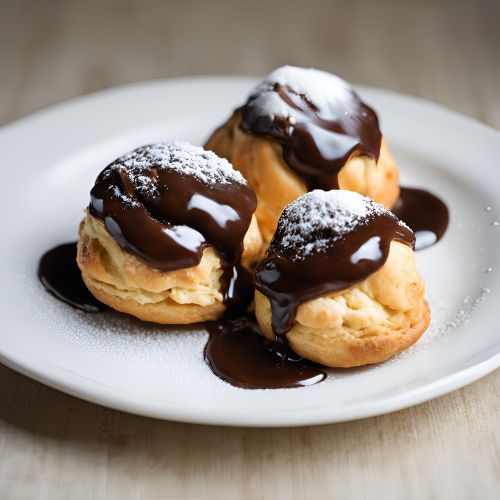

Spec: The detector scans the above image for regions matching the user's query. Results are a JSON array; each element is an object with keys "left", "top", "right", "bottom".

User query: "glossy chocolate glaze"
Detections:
[
  {"left": 392, "top": 187, "right": 449, "bottom": 250},
  {"left": 89, "top": 144, "right": 257, "bottom": 308},
  {"left": 39, "top": 242, "right": 107, "bottom": 312},
  {"left": 254, "top": 194, "right": 415, "bottom": 360},
  {"left": 204, "top": 313, "right": 327, "bottom": 389},
  {"left": 240, "top": 83, "right": 381, "bottom": 191}
]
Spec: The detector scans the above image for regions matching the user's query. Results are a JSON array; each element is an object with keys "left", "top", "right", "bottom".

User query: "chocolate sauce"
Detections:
[
  {"left": 254, "top": 194, "right": 415, "bottom": 360},
  {"left": 204, "top": 314, "right": 327, "bottom": 389},
  {"left": 219, "top": 261, "right": 255, "bottom": 311},
  {"left": 240, "top": 83, "right": 381, "bottom": 191},
  {"left": 38, "top": 242, "right": 107, "bottom": 312},
  {"left": 89, "top": 144, "right": 257, "bottom": 308},
  {"left": 392, "top": 187, "right": 449, "bottom": 250}
]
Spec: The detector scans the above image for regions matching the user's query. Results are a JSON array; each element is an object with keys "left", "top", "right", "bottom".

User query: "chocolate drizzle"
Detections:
[
  {"left": 204, "top": 313, "right": 327, "bottom": 389},
  {"left": 39, "top": 242, "right": 107, "bottom": 312},
  {"left": 240, "top": 67, "right": 381, "bottom": 191},
  {"left": 254, "top": 191, "right": 415, "bottom": 360},
  {"left": 392, "top": 187, "right": 449, "bottom": 250},
  {"left": 88, "top": 143, "right": 257, "bottom": 307}
]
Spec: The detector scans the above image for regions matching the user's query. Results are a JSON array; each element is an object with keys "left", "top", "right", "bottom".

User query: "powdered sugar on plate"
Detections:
[
  {"left": 19, "top": 270, "right": 233, "bottom": 389},
  {"left": 276, "top": 190, "right": 410, "bottom": 259},
  {"left": 247, "top": 65, "right": 354, "bottom": 120}
]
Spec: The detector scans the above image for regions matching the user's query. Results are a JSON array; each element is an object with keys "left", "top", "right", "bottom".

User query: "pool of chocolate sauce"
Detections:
[
  {"left": 392, "top": 187, "right": 449, "bottom": 250},
  {"left": 38, "top": 242, "right": 107, "bottom": 312},
  {"left": 204, "top": 314, "right": 326, "bottom": 389}
]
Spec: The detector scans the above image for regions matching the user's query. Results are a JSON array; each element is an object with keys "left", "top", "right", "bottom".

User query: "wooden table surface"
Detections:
[{"left": 1, "top": 0, "right": 499, "bottom": 498}]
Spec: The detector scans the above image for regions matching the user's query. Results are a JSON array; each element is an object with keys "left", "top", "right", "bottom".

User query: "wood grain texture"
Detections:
[{"left": 0, "top": 0, "right": 499, "bottom": 498}]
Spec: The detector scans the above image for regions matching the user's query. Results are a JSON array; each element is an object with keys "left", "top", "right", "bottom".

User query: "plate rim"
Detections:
[{"left": 1, "top": 343, "right": 500, "bottom": 427}]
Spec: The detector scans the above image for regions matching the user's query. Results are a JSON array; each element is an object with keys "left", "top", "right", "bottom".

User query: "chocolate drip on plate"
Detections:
[
  {"left": 392, "top": 187, "right": 449, "bottom": 250},
  {"left": 204, "top": 313, "right": 327, "bottom": 389},
  {"left": 240, "top": 83, "right": 381, "bottom": 191},
  {"left": 39, "top": 242, "right": 107, "bottom": 312}
]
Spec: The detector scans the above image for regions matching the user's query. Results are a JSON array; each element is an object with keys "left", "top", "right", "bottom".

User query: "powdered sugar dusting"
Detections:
[
  {"left": 276, "top": 190, "right": 410, "bottom": 259},
  {"left": 248, "top": 65, "right": 354, "bottom": 120},
  {"left": 106, "top": 142, "right": 246, "bottom": 200}
]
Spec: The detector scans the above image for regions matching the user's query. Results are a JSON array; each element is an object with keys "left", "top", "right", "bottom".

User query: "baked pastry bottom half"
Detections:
[
  {"left": 82, "top": 274, "right": 225, "bottom": 324},
  {"left": 77, "top": 213, "right": 262, "bottom": 324}
]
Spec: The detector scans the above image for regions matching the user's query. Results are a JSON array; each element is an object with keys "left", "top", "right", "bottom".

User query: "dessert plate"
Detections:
[{"left": 0, "top": 76, "right": 499, "bottom": 427}]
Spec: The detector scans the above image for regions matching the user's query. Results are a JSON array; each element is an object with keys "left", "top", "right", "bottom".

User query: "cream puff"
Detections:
[
  {"left": 253, "top": 190, "right": 429, "bottom": 368},
  {"left": 205, "top": 65, "right": 400, "bottom": 243},
  {"left": 77, "top": 142, "right": 262, "bottom": 324}
]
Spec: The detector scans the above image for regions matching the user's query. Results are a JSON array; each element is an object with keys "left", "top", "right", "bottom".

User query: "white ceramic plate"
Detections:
[{"left": 1, "top": 77, "right": 499, "bottom": 427}]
